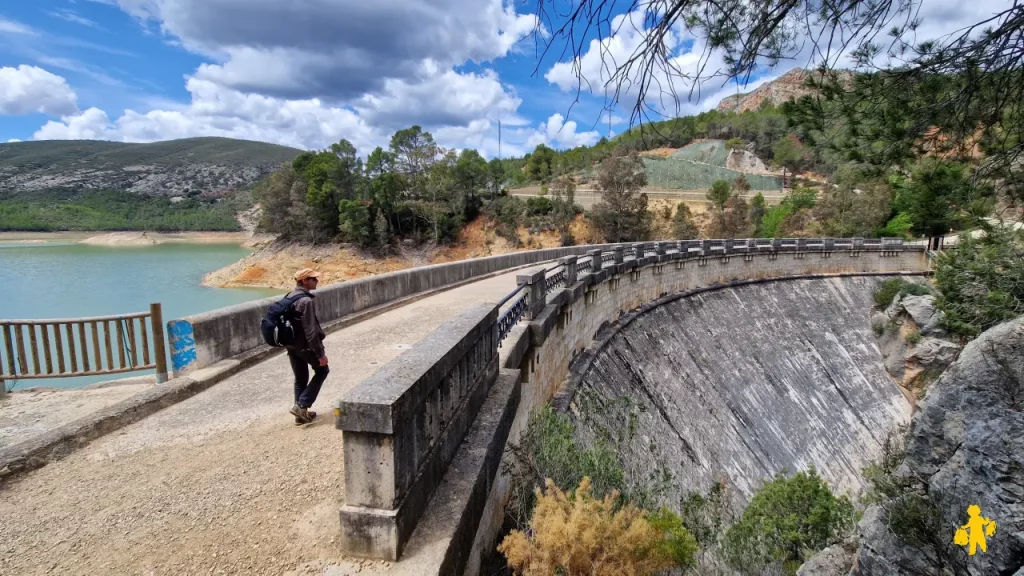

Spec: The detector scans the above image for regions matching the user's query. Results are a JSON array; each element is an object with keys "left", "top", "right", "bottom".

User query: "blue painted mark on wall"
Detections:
[{"left": 167, "top": 320, "right": 197, "bottom": 373}]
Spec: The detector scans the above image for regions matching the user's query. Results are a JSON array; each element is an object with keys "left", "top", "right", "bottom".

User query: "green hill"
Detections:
[
  {"left": 0, "top": 137, "right": 303, "bottom": 198},
  {"left": 0, "top": 137, "right": 304, "bottom": 232}
]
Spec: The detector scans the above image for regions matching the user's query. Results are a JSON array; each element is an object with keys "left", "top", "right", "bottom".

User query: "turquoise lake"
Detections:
[{"left": 0, "top": 241, "right": 279, "bottom": 390}]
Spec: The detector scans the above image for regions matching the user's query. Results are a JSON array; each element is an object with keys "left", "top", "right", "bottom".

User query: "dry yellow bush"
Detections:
[{"left": 498, "top": 477, "right": 679, "bottom": 576}]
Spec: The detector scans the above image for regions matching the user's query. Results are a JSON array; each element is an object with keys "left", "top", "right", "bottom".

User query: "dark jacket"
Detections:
[{"left": 285, "top": 288, "right": 325, "bottom": 358}]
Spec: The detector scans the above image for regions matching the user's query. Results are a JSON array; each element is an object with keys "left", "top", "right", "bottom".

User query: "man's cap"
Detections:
[{"left": 294, "top": 268, "right": 321, "bottom": 282}]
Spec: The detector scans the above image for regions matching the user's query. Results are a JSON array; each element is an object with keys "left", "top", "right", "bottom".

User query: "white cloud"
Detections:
[
  {"left": 34, "top": 78, "right": 384, "bottom": 152},
  {"left": 526, "top": 113, "right": 601, "bottom": 149},
  {"left": 7, "top": 138, "right": 22, "bottom": 143},
  {"left": 0, "top": 17, "right": 37, "bottom": 36},
  {"left": 0, "top": 65, "right": 79, "bottom": 116},
  {"left": 353, "top": 62, "right": 526, "bottom": 130},
  {"left": 48, "top": 9, "right": 106, "bottom": 30}
]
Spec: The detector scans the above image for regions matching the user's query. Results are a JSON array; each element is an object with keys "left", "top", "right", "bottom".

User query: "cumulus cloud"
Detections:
[
  {"left": 353, "top": 62, "right": 526, "bottom": 130},
  {"left": 525, "top": 113, "right": 601, "bottom": 149},
  {"left": 7, "top": 138, "right": 22, "bottom": 143},
  {"left": 0, "top": 65, "right": 79, "bottom": 116},
  {"left": 34, "top": 78, "right": 384, "bottom": 152},
  {"left": 109, "top": 0, "right": 539, "bottom": 101}
]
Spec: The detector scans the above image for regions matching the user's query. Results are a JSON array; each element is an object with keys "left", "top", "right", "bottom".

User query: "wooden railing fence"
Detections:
[{"left": 1, "top": 303, "right": 168, "bottom": 393}]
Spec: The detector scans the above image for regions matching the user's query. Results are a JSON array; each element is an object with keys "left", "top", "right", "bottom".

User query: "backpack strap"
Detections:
[{"left": 281, "top": 290, "right": 312, "bottom": 316}]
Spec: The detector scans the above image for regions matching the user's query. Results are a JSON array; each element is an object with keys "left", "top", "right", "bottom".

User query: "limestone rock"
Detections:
[
  {"left": 899, "top": 294, "right": 946, "bottom": 336},
  {"left": 853, "top": 315, "right": 1024, "bottom": 575},
  {"left": 905, "top": 337, "right": 959, "bottom": 373},
  {"left": 876, "top": 292, "right": 960, "bottom": 388},
  {"left": 797, "top": 536, "right": 859, "bottom": 576}
]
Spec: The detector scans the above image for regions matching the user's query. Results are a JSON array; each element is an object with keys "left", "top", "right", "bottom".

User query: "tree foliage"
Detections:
[
  {"left": 935, "top": 225, "right": 1024, "bottom": 338},
  {"left": 498, "top": 477, "right": 697, "bottom": 576},
  {"left": 721, "top": 467, "right": 855, "bottom": 575},
  {"left": 591, "top": 154, "right": 652, "bottom": 242}
]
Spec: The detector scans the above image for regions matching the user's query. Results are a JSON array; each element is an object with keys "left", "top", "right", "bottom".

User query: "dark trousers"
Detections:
[{"left": 287, "top": 349, "right": 329, "bottom": 409}]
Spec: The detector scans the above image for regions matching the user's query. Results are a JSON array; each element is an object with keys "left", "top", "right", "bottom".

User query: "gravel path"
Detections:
[{"left": 0, "top": 266, "right": 538, "bottom": 575}]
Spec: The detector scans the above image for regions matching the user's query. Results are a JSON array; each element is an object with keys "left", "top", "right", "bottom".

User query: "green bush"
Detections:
[
  {"left": 905, "top": 328, "right": 922, "bottom": 346},
  {"left": 721, "top": 467, "right": 855, "bottom": 575},
  {"left": 873, "top": 278, "right": 931, "bottom": 308},
  {"left": 935, "top": 226, "right": 1024, "bottom": 338},
  {"left": 872, "top": 320, "right": 886, "bottom": 337},
  {"left": 502, "top": 405, "right": 625, "bottom": 530},
  {"left": 525, "top": 196, "right": 553, "bottom": 215}
]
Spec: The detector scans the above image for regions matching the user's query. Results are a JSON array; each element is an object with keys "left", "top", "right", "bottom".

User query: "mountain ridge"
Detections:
[{"left": 0, "top": 137, "right": 303, "bottom": 198}]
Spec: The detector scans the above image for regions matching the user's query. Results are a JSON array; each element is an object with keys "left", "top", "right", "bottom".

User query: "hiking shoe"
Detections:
[{"left": 290, "top": 405, "right": 313, "bottom": 425}]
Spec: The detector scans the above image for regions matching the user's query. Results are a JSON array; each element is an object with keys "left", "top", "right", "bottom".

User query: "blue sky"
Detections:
[{"left": 0, "top": 0, "right": 1000, "bottom": 158}]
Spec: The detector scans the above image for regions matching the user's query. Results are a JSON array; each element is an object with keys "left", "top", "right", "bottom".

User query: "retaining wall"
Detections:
[
  {"left": 166, "top": 244, "right": 621, "bottom": 376},
  {"left": 333, "top": 238, "right": 931, "bottom": 575}
]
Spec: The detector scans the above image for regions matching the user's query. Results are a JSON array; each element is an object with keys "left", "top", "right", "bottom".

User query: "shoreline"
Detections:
[{"left": 0, "top": 230, "right": 273, "bottom": 247}]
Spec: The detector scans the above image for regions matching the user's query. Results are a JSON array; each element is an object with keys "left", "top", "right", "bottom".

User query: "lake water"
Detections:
[{"left": 0, "top": 241, "right": 279, "bottom": 390}]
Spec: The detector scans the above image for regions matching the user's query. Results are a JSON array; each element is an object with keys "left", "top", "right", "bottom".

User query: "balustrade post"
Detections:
[
  {"left": 612, "top": 245, "right": 624, "bottom": 264},
  {"left": 561, "top": 255, "right": 578, "bottom": 285},
  {"left": 150, "top": 303, "right": 169, "bottom": 383},
  {"left": 515, "top": 269, "right": 547, "bottom": 321},
  {"left": 724, "top": 239, "right": 734, "bottom": 254},
  {"left": 586, "top": 249, "right": 603, "bottom": 273}
]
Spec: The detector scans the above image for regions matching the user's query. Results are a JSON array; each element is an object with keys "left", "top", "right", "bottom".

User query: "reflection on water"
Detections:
[{"left": 0, "top": 241, "right": 278, "bottom": 389}]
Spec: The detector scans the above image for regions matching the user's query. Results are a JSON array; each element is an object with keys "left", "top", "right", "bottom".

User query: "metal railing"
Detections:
[{"left": 1, "top": 303, "right": 169, "bottom": 389}]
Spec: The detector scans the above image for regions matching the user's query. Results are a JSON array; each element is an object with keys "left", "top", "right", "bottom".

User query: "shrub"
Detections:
[
  {"left": 525, "top": 196, "right": 553, "bottom": 215},
  {"left": 502, "top": 405, "right": 625, "bottom": 530},
  {"left": 721, "top": 467, "right": 854, "bottom": 575},
  {"left": 935, "top": 225, "right": 1024, "bottom": 338},
  {"left": 498, "top": 477, "right": 698, "bottom": 576},
  {"left": 873, "top": 278, "right": 931, "bottom": 308},
  {"left": 872, "top": 320, "right": 886, "bottom": 337},
  {"left": 905, "top": 328, "right": 922, "bottom": 346}
]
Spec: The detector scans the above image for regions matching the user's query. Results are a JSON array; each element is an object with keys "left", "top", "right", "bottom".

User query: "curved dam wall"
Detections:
[
  {"left": 563, "top": 276, "right": 915, "bottom": 510},
  {"left": 335, "top": 239, "right": 930, "bottom": 575}
]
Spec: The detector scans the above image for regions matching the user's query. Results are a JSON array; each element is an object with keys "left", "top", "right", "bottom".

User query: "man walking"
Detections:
[{"left": 286, "top": 268, "right": 329, "bottom": 425}]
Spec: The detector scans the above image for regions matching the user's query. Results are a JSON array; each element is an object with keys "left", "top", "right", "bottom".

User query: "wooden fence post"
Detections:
[{"left": 150, "top": 303, "right": 169, "bottom": 383}]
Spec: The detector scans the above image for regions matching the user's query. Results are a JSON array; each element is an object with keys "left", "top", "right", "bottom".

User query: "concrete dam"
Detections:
[{"left": 561, "top": 276, "right": 916, "bottom": 512}]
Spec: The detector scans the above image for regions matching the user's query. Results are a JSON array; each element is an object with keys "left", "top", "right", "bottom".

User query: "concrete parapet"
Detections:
[
  {"left": 167, "top": 243, "right": 625, "bottom": 377},
  {"left": 335, "top": 303, "right": 499, "bottom": 560}
]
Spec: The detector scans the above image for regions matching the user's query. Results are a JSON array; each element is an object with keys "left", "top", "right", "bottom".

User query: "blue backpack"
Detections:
[{"left": 260, "top": 290, "right": 310, "bottom": 347}]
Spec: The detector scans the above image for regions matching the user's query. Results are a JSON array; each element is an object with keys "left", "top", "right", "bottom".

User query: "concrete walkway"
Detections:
[{"left": 0, "top": 264, "right": 542, "bottom": 576}]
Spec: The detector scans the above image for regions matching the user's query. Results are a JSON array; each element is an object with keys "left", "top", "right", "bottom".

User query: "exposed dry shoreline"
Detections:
[
  {"left": 0, "top": 230, "right": 269, "bottom": 246},
  {"left": 201, "top": 216, "right": 606, "bottom": 290}
]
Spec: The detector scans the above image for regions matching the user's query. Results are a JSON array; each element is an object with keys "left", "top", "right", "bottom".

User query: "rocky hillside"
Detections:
[
  {"left": 0, "top": 137, "right": 302, "bottom": 198},
  {"left": 716, "top": 68, "right": 854, "bottom": 113}
]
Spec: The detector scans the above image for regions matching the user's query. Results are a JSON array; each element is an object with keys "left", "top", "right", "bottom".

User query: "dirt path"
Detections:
[
  {"left": 0, "top": 265, "right": 541, "bottom": 576},
  {"left": 0, "top": 379, "right": 155, "bottom": 448}
]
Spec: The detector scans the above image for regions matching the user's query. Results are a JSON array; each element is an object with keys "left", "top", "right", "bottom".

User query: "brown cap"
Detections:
[{"left": 294, "top": 268, "right": 321, "bottom": 282}]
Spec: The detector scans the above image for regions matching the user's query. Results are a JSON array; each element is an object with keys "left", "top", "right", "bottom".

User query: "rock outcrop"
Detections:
[
  {"left": 716, "top": 68, "right": 855, "bottom": 113},
  {"left": 875, "top": 291, "right": 961, "bottom": 391},
  {"left": 853, "top": 314, "right": 1024, "bottom": 575}
]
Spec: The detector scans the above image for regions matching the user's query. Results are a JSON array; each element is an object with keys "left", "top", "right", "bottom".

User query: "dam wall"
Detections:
[
  {"left": 333, "top": 238, "right": 931, "bottom": 575},
  {"left": 562, "top": 277, "right": 915, "bottom": 515}
]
